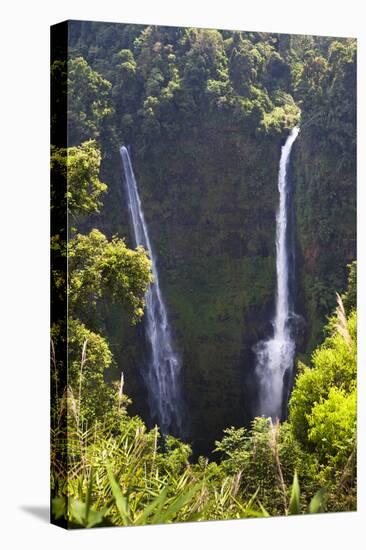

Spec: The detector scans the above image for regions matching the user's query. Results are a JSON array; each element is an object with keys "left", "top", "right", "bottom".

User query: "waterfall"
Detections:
[
  {"left": 120, "top": 146, "right": 184, "bottom": 436},
  {"left": 254, "top": 127, "right": 300, "bottom": 420}
]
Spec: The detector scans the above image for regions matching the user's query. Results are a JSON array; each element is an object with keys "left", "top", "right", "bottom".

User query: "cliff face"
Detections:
[
  {"left": 293, "top": 129, "right": 356, "bottom": 352},
  {"left": 138, "top": 124, "right": 283, "bottom": 450},
  {"left": 96, "top": 121, "right": 355, "bottom": 456},
  {"left": 97, "top": 121, "right": 284, "bottom": 455}
]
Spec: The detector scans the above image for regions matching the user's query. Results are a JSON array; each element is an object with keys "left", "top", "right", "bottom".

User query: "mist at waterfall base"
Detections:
[
  {"left": 120, "top": 146, "right": 184, "bottom": 437},
  {"left": 254, "top": 127, "right": 300, "bottom": 421}
]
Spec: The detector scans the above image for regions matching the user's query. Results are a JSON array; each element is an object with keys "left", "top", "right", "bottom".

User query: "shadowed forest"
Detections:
[{"left": 51, "top": 21, "right": 356, "bottom": 528}]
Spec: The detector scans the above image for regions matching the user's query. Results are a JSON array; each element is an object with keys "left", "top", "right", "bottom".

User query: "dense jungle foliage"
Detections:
[{"left": 51, "top": 21, "right": 356, "bottom": 527}]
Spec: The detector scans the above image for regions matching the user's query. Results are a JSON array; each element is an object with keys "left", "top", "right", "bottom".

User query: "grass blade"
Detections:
[
  {"left": 288, "top": 471, "right": 301, "bottom": 515},
  {"left": 106, "top": 463, "right": 130, "bottom": 526},
  {"left": 84, "top": 467, "right": 93, "bottom": 525},
  {"left": 309, "top": 488, "right": 327, "bottom": 514},
  {"left": 135, "top": 487, "right": 169, "bottom": 525},
  {"left": 157, "top": 482, "right": 202, "bottom": 524}
]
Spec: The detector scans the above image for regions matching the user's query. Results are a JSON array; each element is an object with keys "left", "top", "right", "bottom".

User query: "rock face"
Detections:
[
  {"left": 292, "top": 128, "right": 356, "bottom": 353},
  {"left": 135, "top": 126, "right": 281, "bottom": 454},
  {"left": 95, "top": 117, "right": 355, "bottom": 456},
  {"left": 96, "top": 122, "right": 283, "bottom": 455}
]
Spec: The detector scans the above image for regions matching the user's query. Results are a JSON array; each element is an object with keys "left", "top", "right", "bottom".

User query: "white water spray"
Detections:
[
  {"left": 120, "top": 146, "right": 183, "bottom": 436},
  {"left": 255, "top": 127, "right": 300, "bottom": 420}
]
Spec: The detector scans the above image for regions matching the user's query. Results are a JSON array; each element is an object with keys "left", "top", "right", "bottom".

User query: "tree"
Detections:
[
  {"left": 51, "top": 125, "right": 153, "bottom": 433},
  {"left": 342, "top": 261, "right": 356, "bottom": 314},
  {"left": 263, "top": 51, "right": 291, "bottom": 92},
  {"left": 228, "top": 39, "right": 264, "bottom": 95},
  {"left": 112, "top": 48, "right": 141, "bottom": 134},
  {"left": 68, "top": 229, "right": 152, "bottom": 323},
  {"left": 288, "top": 287, "right": 356, "bottom": 511},
  {"left": 66, "top": 318, "right": 115, "bottom": 425},
  {"left": 214, "top": 417, "right": 317, "bottom": 515},
  {"left": 307, "top": 386, "right": 356, "bottom": 467},
  {"left": 182, "top": 29, "right": 228, "bottom": 105},
  {"left": 289, "top": 306, "right": 356, "bottom": 447},
  {"left": 260, "top": 92, "right": 300, "bottom": 134},
  {"left": 51, "top": 140, "right": 107, "bottom": 217},
  {"left": 326, "top": 40, "right": 356, "bottom": 148},
  {"left": 294, "top": 52, "right": 328, "bottom": 120},
  {"left": 68, "top": 57, "right": 113, "bottom": 144}
]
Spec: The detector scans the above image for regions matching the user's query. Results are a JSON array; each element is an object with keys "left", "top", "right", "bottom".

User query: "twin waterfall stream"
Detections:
[
  {"left": 120, "top": 147, "right": 184, "bottom": 436},
  {"left": 120, "top": 128, "right": 299, "bottom": 435},
  {"left": 254, "top": 127, "right": 300, "bottom": 420}
]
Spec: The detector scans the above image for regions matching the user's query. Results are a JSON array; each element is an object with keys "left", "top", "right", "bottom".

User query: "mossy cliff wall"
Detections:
[
  {"left": 293, "top": 127, "right": 356, "bottom": 353},
  {"left": 95, "top": 121, "right": 355, "bottom": 456},
  {"left": 97, "top": 123, "right": 286, "bottom": 455}
]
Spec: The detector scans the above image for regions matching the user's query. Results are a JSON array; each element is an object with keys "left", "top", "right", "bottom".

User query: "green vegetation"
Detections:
[
  {"left": 51, "top": 140, "right": 107, "bottom": 216},
  {"left": 51, "top": 22, "right": 356, "bottom": 527},
  {"left": 68, "top": 229, "right": 152, "bottom": 322},
  {"left": 51, "top": 136, "right": 152, "bottom": 453},
  {"left": 58, "top": 24, "right": 356, "bottom": 444},
  {"left": 51, "top": 283, "right": 356, "bottom": 525},
  {"left": 51, "top": 144, "right": 357, "bottom": 525},
  {"left": 68, "top": 57, "right": 114, "bottom": 145}
]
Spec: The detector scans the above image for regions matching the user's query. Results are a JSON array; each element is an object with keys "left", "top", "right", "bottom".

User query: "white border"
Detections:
[{"left": 1, "top": 1, "right": 364, "bottom": 548}]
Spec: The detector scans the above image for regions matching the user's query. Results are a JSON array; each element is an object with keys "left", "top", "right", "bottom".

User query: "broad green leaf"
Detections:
[
  {"left": 106, "top": 464, "right": 130, "bottom": 525},
  {"left": 157, "top": 482, "right": 203, "bottom": 523},
  {"left": 135, "top": 487, "right": 169, "bottom": 525},
  {"left": 309, "top": 488, "right": 327, "bottom": 514},
  {"left": 288, "top": 471, "right": 301, "bottom": 515},
  {"left": 51, "top": 496, "right": 66, "bottom": 520},
  {"left": 69, "top": 498, "right": 106, "bottom": 528},
  {"left": 258, "top": 502, "right": 270, "bottom": 517}
]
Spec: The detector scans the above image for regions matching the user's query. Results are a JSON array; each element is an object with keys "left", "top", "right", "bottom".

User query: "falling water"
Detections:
[
  {"left": 254, "top": 127, "right": 300, "bottom": 420},
  {"left": 120, "top": 146, "right": 184, "bottom": 436}
]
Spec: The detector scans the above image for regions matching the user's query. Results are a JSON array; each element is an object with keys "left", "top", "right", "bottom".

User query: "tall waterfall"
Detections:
[
  {"left": 120, "top": 146, "right": 183, "bottom": 436},
  {"left": 254, "top": 127, "right": 300, "bottom": 420}
]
